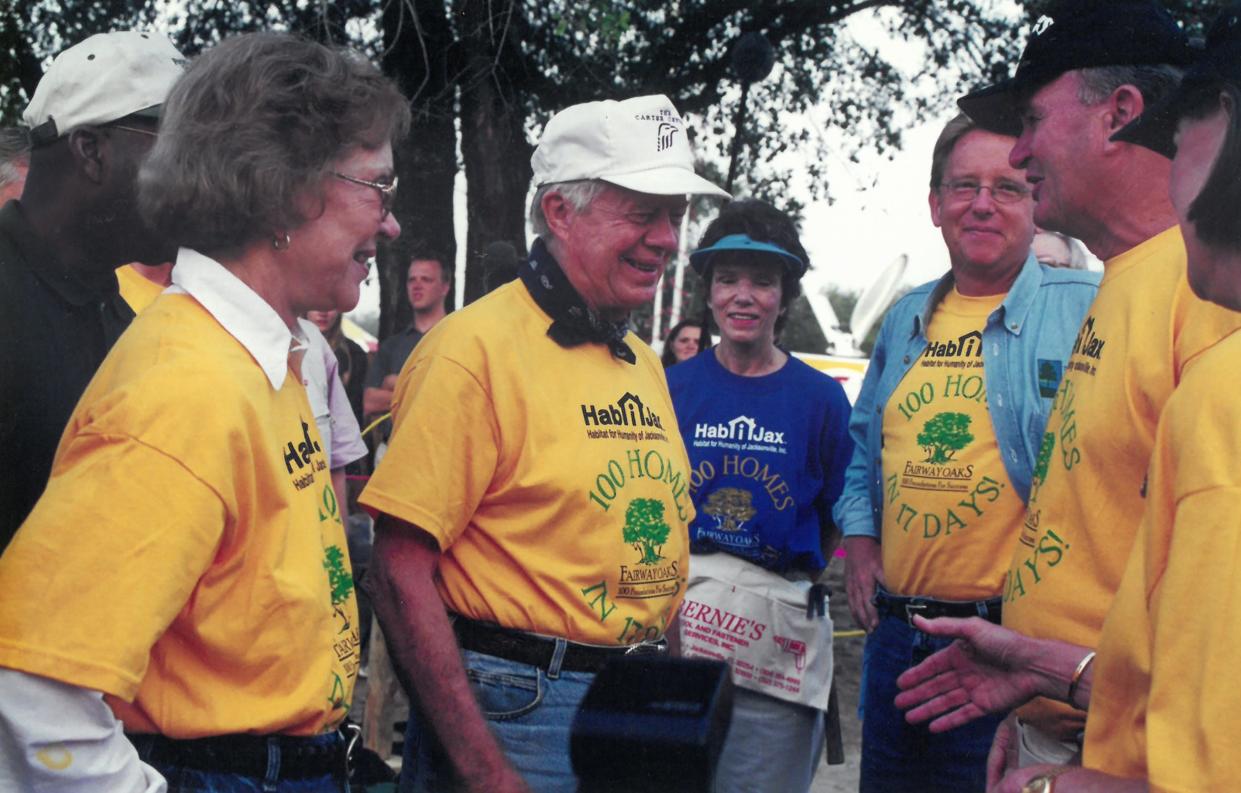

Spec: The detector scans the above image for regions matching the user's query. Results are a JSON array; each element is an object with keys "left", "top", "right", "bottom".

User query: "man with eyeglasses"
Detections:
[
  {"left": 0, "top": 31, "right": 185, "bottom": 552},
  {"left": 834, "top": 112, "right": 1098, "bottom": 792}
]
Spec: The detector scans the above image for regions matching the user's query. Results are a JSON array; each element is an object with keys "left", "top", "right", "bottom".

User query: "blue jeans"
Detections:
[
  {"left": 400, "top": 646, "right": 595, "bottom": 793},
  {"left": 859, "top": 615, "right": 1003, "bottom": 793},
  {"left": 131, "top": 733, "right": 346, "bottom": 793}
]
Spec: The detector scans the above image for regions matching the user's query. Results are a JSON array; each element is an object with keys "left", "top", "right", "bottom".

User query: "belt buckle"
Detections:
[
  {"left": 623, "top": 639, "right": 667, "bottom": 657},
  {"left": 342, "top": 722, "right": 361, "bottom": 782},
  {"left": 904, "top": 601, "right": 928, "bottom": 626}
]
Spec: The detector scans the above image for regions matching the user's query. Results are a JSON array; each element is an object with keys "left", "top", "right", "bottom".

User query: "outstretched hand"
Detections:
[{"left": 894, "top": 616, "right": 1043, "bottom": 733}]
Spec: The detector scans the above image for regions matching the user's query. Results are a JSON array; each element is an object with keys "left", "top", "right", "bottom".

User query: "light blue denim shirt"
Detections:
[{"left": 834, "top": 255, "right": 1099, "bottom": 539}]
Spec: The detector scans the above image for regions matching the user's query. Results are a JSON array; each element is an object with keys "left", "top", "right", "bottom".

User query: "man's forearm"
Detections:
[
  {"left": 362, "top": 387, "right": 393, "bottom": 418},
  {"left": 367, "top": 516, "right": 524, "bottom": 792}
]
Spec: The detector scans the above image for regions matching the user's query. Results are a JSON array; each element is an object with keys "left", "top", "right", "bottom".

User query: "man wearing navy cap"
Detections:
[
  {"left": 955, "top": 0, "right": 1241, "bottom": 771},
  {"left": 835, "top": 112, "right": 1098, "bottom": 792},
  {"left": 0, "top": 31, "right": 185, "bottom": 550}
]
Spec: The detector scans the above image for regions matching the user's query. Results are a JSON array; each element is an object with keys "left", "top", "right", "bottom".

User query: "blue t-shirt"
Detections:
[{"left": 667, "top": 351, "right": 854, "bottom": 574}]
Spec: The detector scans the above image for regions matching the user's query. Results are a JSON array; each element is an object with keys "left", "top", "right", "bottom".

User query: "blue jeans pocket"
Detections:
[{"left": 463, "top": 651, "right": 546, "bottom": 721}]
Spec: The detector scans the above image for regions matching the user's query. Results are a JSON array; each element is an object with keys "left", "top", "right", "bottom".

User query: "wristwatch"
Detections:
[{"left": 1021, "top": 772, "right": 1064, "bottom": 793}]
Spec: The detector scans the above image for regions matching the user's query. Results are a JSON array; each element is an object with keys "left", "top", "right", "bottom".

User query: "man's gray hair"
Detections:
[
  {"left": 929, "top": 113, "right": 980, "bottom": 190},
  {"left": 0, "top": 126, "right": 30, "bottom": 191},
  {"left": 1075, "top": 64, "right": 1184, "bottom": 108},
  {"left": 529, "top": 179, "right": 608, "bottom": 240}
]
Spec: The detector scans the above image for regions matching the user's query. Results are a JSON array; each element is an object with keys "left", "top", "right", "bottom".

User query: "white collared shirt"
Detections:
[{"left": 168, "top": 248, "right": 307, "bottom": 389}]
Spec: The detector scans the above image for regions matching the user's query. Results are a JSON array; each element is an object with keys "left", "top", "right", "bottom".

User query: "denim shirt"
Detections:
[{"left": 834, "top": 255, "right": 1099, "bottom": 539}]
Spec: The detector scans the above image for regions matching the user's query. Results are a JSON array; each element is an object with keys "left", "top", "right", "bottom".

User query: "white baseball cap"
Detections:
[
  {"left": 531, "top": 94, "right": 730, "bottom": 199},
  {"left": 24, "top": 31, "right": 186, "bottom": 145}
]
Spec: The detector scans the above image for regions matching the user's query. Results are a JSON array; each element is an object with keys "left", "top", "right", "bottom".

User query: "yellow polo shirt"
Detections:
[
  {"left": 0, "top": 250, "right": 359, "bottom": 737},
  {"left": 362, "top": 280, "right": 693, "bottom": 646},
  {"left": 1003, "top": 227, "right": 1241, "bottom": 737},
  {"left": 116, "top": 264, "right": 166, "bottom": 313},
  {"left": 1084, "top": 330, "right": 1241, "bottom": 791},
  {"left": 881, "top": 289, "right": 1026, "bottom": 600}
]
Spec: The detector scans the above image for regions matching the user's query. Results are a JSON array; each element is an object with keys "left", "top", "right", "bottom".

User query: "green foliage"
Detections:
[
  {"left": 781, "top": 295, "right": 830, "bottom": 355},
  {"left": 623, "top": 497, "right": 670, "bottom": 565},
  {"left": 917, "top": 411, "right": 973, "bottom": 464},
  {"left": 826, "top": 286, "right": 859, "bottom": 331}
]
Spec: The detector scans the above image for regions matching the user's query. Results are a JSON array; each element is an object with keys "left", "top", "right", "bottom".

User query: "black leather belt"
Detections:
[
  {"left": 874, "top": 589, "right": 1002, "bottom": 626},
  {"left": 127, "top": 731, "right": 345, "bottom": 780},
  {"left": 452, "top": 616, "right": 665, "bottom": 674}
]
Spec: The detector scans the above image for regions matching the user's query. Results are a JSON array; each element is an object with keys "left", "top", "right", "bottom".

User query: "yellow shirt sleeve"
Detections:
[
  {"left": 363, "top": 351, "right": 500, "bottom": 548},
  {"left": 0, "top": 432, "right": 226, "bottom": 700},
  {"left": 1143, "top": 486, "right": 1241, "bottom": 792}
]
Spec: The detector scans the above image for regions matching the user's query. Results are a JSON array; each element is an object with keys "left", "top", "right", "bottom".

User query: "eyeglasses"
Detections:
[
  {"left": 940, "top": 179, "right": 1030, "bottom": 205},
  {"left": 108, "top": 124, "right": 159, "bottom": 138},
  {"left": 333, "top": 172, "right": 398, "bottom": 220}
]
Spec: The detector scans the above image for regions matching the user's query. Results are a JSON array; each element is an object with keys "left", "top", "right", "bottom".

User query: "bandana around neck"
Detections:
[{"left": 519, "top": 238, "right": 637, "bottom": 365}]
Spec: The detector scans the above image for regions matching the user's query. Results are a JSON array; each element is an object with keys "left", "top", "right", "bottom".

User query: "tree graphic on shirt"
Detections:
[
  {"left": 702, "top": 487, "right": 757, "bottom": 532},
  {"left": 1031, "top": 432, "right": 1056, "bottom": 500},
  {"left": 623, "top": 498, "right": 670, "bottom": 565},
  {"left": 918, "top": 412, "right": 973, "bottom": 464},
  {"left": 323, "top": 545, "right": 354, "bottom": 629}
]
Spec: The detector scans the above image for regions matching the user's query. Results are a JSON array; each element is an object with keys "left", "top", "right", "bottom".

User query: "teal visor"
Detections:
[{"left": 688, "top": 233, "right": 807, "bottom": 278}]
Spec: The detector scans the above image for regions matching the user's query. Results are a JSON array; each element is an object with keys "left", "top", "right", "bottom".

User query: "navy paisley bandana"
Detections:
[{"left": 519, "top": 239, "right": 637, "bottom": 365}]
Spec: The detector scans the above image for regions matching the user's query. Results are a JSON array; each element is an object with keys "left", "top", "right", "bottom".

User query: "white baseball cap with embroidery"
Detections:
[
  {"left": 24, "top": 31, "right": 186, "bottom": 145},
  {"left": 531, "top": 94, "right": 730, "bottom": 198}
]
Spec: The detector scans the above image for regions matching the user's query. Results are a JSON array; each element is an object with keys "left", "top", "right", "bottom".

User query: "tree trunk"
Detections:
[
  {"left": 379, "top": 0, "right": 458, "bottom": 339},
  {"left": 454, "top": 0, "right": 532, "bottom": 306}
]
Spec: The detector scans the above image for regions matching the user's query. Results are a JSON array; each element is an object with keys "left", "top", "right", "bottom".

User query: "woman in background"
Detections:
[
  {"left": 308, "top": 308, "right": 369, "bottom": 426},
  {"left": 660, "top": 317, "right": 707, "bottom": 367}
]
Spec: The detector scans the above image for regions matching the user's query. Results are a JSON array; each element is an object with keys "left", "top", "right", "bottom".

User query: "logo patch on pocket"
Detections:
[{"left": 1037, "top": 359, "right": 1063, "bottom": 399}]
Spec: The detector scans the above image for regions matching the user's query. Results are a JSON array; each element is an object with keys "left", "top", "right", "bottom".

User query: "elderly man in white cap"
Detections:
[
  {"left": 362, "top": 94, "right": 728, "bottom": 793},
  {"left": 0, "top": 31, "right": 184, "bottom": 550}
]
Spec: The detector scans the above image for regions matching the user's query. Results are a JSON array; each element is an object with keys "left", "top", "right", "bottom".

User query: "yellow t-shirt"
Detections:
[
  {"left": 1083, "top": 330, "right": 1241, "bottom": 791},
  {"left": 1003, "top": 226, "right": 1241, "bottom": 737},
  {"left": 116, "top": 264, "right": 166, "bottom": 313},
  {"left": 881, "top": 289, "right": 1026, "bottom": 600},
  {"left": 0, "top": 293, "right": 359, "bottom": 737},
  {"left": 361, "top": 281, "right": 693, "bottom": 646}
]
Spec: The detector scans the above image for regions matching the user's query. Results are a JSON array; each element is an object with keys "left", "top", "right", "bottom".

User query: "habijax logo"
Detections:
[
  {"left": 924, "top": 330, "right": 982, "bottom": 359},
  {"left": 283, "top": 419, "right": 322, "bottom": 474},
  {"left": 1072, "top": 316, "right": 1106, "bottom": 360},
  {"left": 693, "top": 415, "right": 786, "bottom": 446},
  {"left": 581, "top": 392, "right": 665, "bottom": 430}
]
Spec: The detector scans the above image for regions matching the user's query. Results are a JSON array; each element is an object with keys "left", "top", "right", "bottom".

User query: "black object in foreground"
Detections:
[{"left": 571, "top": 657, "right": 733, "bottom": 793}]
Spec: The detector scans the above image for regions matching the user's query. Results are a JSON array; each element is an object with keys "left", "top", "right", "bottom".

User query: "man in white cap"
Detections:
[
  {"left": 0, "top": 31, "right": 185, "bottom": 551},
  {"left": 361, "top": 94, "right": 728, "bottom": 792}
]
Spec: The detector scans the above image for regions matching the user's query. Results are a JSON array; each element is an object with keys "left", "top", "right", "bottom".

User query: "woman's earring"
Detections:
[{"left": 272, "top": 232, "right": 291, "bottom": 251}]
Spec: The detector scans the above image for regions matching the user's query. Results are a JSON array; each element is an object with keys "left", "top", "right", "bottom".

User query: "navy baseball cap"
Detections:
[
  {"left": 958, "top": 1, "right": 1195, "bottom": 136},
  {"left": 688, "top": 233, "right": 807, "bottom": 278},
  {"left": 1112, "top": 5, "right": 1241, "bottom": 158}
]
